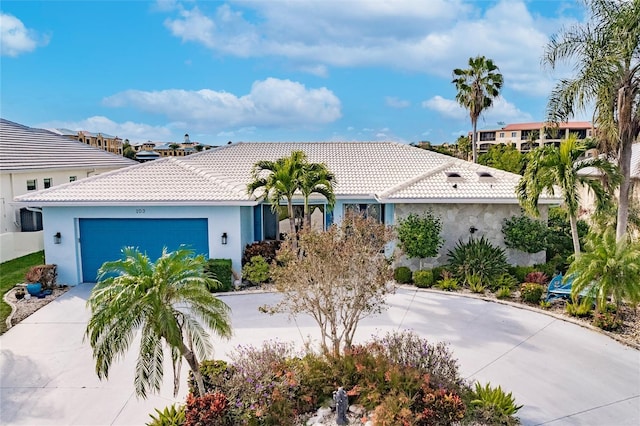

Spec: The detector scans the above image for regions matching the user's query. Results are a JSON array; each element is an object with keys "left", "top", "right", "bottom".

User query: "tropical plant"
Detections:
[
  {"left": 147, "top": 404, "right": 186, "bottom": 426},
  {"left": 247, "top": 151, "right": 307, "bottom": 238},
  {"left": 242, "top": 255, "right": 270, "bottom": 285},
  {"left": 85, "top": 247, "right": 232, "bottom": 398},
  {"left": 491, "top": 273, "right": 519, "bottom": 292},
  {"left": 298, "top": 161, "right": 336, "bottom": 230},
  {"left": 478, "top": 143, "right": 524, "bottom": 174},
  {"left": 452, "top": 56, "right": 504, "bottom": 163},
  {"left": 446, "top": 236, "right": 509, "bottom": 284},
  {"left": 565, "top": 299, "right": 593, "bottom": 318},
  {"left": 566, "top": 229, "right": 640, "bottom": 313},
  {"left": 502, "top": 214, "right": 549, "bottom": 254},
  {"left": 396, "top": 212, "right": 444, "bottom": 267},
  {"left": 545, "top": 207, "right": 590, "bottom": 264},
  {"left": 524, "top": 271, "right": 549, "bottom": 285},
  {"left": 543, "top": 0, "right": 640, "bottom": 240},
  {"left": 517, "top": 135, "right": 620, "bottom": 256},
  {"left": 437, "top": 274, "right": 459, "bottom": 292},
  {"left": 520, "top": 283, "right": 545, "bottom": 304},
  {"left": 467, "top": 274, "right": 486, "bottom": 294},
  {"left": 496, "top": 286, "right": 512, "bottom": 300},
  {"left": 184, "top": 392, "right": 230, "bottom": 426},
  {"left": 470, "top": 382, "right": 522, "bottom": 426}
]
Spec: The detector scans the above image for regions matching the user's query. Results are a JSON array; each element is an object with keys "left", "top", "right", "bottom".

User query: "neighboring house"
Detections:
[
  {"left": 133, "top": 135, "right": 213, "bottom": 161},
  {"left": 15, "top": 142, "right": 561, "bottom": 285},
  {"left": 0, "top": 119, "right": 137, "bottom": 262},
  {"left": 471, "top": 121, "right": 595, "bottom": 155},
  {"left": 51, "top": 128, "right": 125, "bottom": 155}
]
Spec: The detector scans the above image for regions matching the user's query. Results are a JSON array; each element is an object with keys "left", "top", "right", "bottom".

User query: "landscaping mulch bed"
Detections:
[{"left": 4, "top": 286, "right": 69, "bottom": 328}]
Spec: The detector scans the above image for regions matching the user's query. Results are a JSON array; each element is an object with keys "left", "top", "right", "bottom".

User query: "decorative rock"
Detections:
[{"left": 348, "top": 404, "right": 365, "bottom": 416}]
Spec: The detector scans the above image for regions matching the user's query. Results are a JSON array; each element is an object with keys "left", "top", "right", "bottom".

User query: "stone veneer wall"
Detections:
[{"left": 394, "top": 203, "right": 547, "bottom": 270}]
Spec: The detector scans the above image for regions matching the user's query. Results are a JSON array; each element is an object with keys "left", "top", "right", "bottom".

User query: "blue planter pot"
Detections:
[{"left": 26, "top": 283, "right": 42, "bottom": 296}]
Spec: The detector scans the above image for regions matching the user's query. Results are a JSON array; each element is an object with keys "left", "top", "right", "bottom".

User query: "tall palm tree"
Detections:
[
  {"left": 543, "top": 0, "right": 640, "bottom": 240},
  {"left": 299, "top": 162, "right": 336, "bottom": 230},
  {"left": 85, "top": 247, "right": 232, "bottom": 398},
  {"left": 247, "top": 150, "right": 307, "bottom": 238},
  {"left": 452, "top": 56, "right": 504, "bottom": 163},
  {"left": 567, "top": 229, "right": 640, "bottom": 314},
  {"left": 517, "top": 135, "right": 620, "bottom": 256}
]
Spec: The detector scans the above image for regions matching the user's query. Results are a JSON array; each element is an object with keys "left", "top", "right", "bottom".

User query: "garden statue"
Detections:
[{"left": 333, "top": 386, "right": 349, "bottom": 424}]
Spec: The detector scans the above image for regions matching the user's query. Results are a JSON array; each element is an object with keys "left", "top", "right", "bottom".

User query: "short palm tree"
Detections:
[
  {"left": 517, "top": 135, "right": 620, "bottom": 256},
  {"left": 247, "top": 151, "right": 307, "bottom": 238},
  {"left": 567, "top": 229, "right": 640, "bottom": 313},
  {"left": 299, "top": 162, "right": 336, "bottom": 230},
  {"left": 452, "top": 56, "right": 503, "bottom": 163},
  {"left": 85, "top": 247, "right": 232, "bottom": 398}
]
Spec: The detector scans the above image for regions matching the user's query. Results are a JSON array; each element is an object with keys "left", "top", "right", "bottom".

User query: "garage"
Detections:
[{"left": 79, "top": 218, "right": 209, "bottom": 283}]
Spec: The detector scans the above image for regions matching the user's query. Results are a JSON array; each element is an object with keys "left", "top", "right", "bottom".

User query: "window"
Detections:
[
  {"left": 511, "top": 132, "right": 517, "bottom": 138},
  {"left": 19, "top": 208, "right": 43, "bottom": 232},
  {"left": 262, "top": 204, "right": 326, "bottom": 240},
  {"left": 44, "top": 178, "right": 52, "bottom": 188},
  {"left": 499, "top": 132, "right": 505, "bottom": 138},
  {"left": 27, "top": 179, "right": 37, "bottom": 191},
  {"left": 69, "top": 176, "right": 77, "bottom": 182},
  {"left": 343, "top": 203, "right": 384, "bottom": 223}
]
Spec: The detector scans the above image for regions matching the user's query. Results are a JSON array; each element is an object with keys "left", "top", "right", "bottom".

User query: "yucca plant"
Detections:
[
  {"left": 447, "top": 237, "right": 509, "bottom": 284},
  {"left": 147, "top": 404, "right": 185, "bottom": 426},
  {"left": 470, "top": 382, "right": 522, "bottom": 425}
]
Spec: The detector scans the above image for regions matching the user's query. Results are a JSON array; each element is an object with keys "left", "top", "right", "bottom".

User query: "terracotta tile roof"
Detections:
[
  {"left": 0, "top": 119, "right": 136, "bottom": 171},
  {"left": 15, "top": 141, "right": 562, "bottom": 205}
]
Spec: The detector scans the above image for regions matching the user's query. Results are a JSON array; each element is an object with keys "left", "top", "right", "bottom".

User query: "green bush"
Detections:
[
  {"left": 520, "top": 283, "right": 544, "bottom": 304},
  {"left": 496, "top": 286, "right": 512, "bottom": 299},
  {"left": 396, "top": 212, "right": 444, "bottom": 259},
  {"left": 546, "top": 207, "right": 589, "bottom": 262},
  {"left": 188, "top": 360, "right": 234, "bottom": 395},
  {"left": 466, "top": 274, "right": 485, "bottom": 293},
  {"left": 147, "top": 404, "right": 185, "bottom": 426},
  {"left": 437, "top": 277, "right": 459, "bottom": 291},
  {"left": 490, "top": 273, "right": 519, "bottom": 292},
  {"left": 447, "top": 237, "right": 509, "bottom": 283},
  {"left": 502, "top": 215, "right": 549, "bottom": 253},
  {"left": 509, "top": 265, "right": 535, "bottom": 283},
  {"left": 414, "top": 269, "right": 434, "bottom": 288},
  {"left": 394, "top": 266, "right": 413, "bottom": 284},
  {"left": 205, "top": 259, "right": 232, "bottom": 292},
  {"left": 592, "top": 311, "right": 622, "bottom": 331},
  {"left": 242, "top": 255, "right": 270, "bottom": 285},
  {"left": 431, "top": 266, "right": 447, "bottom": 281},
  {"left": 470, "top": 382, "right": 522, "bottom": 426}
]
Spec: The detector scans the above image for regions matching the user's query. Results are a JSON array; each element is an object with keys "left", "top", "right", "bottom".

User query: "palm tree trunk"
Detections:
[
  {"left": 569, "top": 213, "right": 581, "bottom": 257},
  {"left": 287, "top": 199, "right": 298, "bottom": 250},
  {"left": 472, "top": 118, "right": 478, "bottom": 163},
  {"left": 615, "top": 86, "right": 634, "bottom": 241},
  {"left": 181, "top": 345, "right": 206, "bottom": 396}
]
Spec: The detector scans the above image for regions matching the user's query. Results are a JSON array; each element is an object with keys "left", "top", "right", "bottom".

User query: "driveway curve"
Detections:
[{"left": 1, "top": 284, "right": 638, "bottom": 425}]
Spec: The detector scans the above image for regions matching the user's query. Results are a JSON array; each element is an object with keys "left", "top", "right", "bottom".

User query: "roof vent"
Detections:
[
  {"left": 477, "top": 171, "right": 496, "bottom": 182},
  {"left": 445, "top": 171, "right": 464, "bottom": 182}
]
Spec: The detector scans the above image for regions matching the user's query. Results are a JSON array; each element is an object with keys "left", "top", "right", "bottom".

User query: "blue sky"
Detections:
[{"left": 1, "top": 0, "right": 588, "bottom": 145}]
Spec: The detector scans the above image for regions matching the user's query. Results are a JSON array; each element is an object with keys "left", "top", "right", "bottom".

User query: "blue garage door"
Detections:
[{"left": 79, "top": 218, "right": 209, "bottom": 283}]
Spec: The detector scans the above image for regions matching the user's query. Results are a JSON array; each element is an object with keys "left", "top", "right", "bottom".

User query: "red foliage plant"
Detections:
[
  {"left": 185, "top": 392, "right": 228, "bottom": 426},
  {"left": 524, "top": 271, "right": 549, "bottom": 285}
]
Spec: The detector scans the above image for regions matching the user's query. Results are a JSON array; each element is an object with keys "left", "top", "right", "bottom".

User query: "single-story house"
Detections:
[
  {"left": 15, "top": 142, "right": 561, "bottom": 285},
  {"left": 0, "top": 118, "right": 136, "bottom": 262}
]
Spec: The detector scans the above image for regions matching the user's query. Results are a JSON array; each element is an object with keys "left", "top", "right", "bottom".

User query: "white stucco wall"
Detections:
[
  {"left": 394, "top": 203, "right": 547, "bottom": 270},
  {"left": 42, "top": 205, "right": 245, "bottom": 285}
]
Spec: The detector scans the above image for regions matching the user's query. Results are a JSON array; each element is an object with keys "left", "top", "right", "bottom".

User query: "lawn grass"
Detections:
[{"left": 0, "top": 251, "right": 45, "bottom": 334}]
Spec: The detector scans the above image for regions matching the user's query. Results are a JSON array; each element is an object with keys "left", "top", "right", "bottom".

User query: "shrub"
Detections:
[
  {"left": 205, "top": 259, "right": 232, "bottom": 292},
  {"left": 466, "top": 274, "right": 485, "bottom": 293},
  {"left": 147, "top": 404, "right": 185, "bottom": 426},
  {"left": 470, "top": 382, "right": 522, "bottom": 426},
  {"left": 394, "top": 266, "right": 413, "bottom": 284},
  {"left": 490, "top": 273, "right": 518, "bottom": 292},
  {"left": 539, "top": 300, "right": 551, "bottom": 309},
  {"left": 396, "top": 212, "right": 444, "bottom": 260},
  {"left": 520, "top": 283, "right": 544, "bottom": 304},
  {"left": 502, "top": 215, "right": 549, "bottom": 253},
  {"left": 509, "top": 265, "right": 535, "bottom": 283},
  {"left": 188, "top": 360, "right": 234, "bottom": 395},
  {"left": 372, "top": 390, "right": 414, "bottom": 426},
  {"left": 242, "top": 255, "right": 270, "bottom": 285},
  {"left": 185, "top": 392, "right": 230, "bottom": 426},
  {"left": 414, "top": 269, "right": 434, "bottom": 288},
  {"left": 592, "top": 311, "right": 622, "bottom": 331},
  {"left": 565, "top": 300, "right": 593, "bottom": 318},
  {"left": 432, "top": 266, "right": 448, "bottom": 281},
  {"left": 525, "top": 271, "right": 549, "bottom": 285},
  {"left": 496, "top": 286, "right": 512, "bottom": 299},
  {"left": 447, "top": 237, "right": 509, "bottom": 284},
  {"left": 241, "top": 240, "right": 281, "bottom": 265},
  {"left": 437, "top": 276, "right": 459, "bottom": 291}
]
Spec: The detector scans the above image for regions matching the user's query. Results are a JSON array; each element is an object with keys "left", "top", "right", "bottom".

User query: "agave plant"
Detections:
[
  {"left": 471, "top": 382, "right": 522, "bottom": 425},
  {"left": 446, "top": 237, "right": 509, "bottom": 284}
]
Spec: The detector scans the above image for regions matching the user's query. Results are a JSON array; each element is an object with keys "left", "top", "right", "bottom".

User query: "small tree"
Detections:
[
  {"left": 501, "top": 215, "right": 548, "bottom": 254},
  {"left": 396, "top": 212, "right": 444, "bottom": 268},
  {"left": 265, "top": 213, "right": 395, "bottom": 356}
]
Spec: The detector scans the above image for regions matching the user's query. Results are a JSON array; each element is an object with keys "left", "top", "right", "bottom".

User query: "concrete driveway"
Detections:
[{"left": 1, "top": 284, "right": 638, "bottom": 425}]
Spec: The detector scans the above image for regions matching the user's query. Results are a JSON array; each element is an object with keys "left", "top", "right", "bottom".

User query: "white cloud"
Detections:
[
  {"left": 422, "top": 96, "right": 466, "bottom": 120},
  {"left": 423, "top": 95, "right": 533, "bottom": 125},
  {"left": 385, "top": 96, "right": 410, "bottom": 109},
  {"left": 103, "top": 78, "right": 341, "bottom": 130},
  {"left": 0, "top": 13, "right": 48, "bottom": 57},
  {"left": 39, "top": 116, "right": 172, "bottom": 143},
  {"left": 161, "top": 0, "right": 575, "bottom": 95}
]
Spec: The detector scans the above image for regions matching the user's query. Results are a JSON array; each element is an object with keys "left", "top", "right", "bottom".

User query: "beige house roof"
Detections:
[
  {"left": 15, "top": 141, "right": 561, "bottom": 206},
  {"left": 0, "top": 119, "right": 136, "bottom": 171}
]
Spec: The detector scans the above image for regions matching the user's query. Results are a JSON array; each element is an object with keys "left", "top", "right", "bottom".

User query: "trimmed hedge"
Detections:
[
  {"left": 205, "top": 259, "right": 233, "bottom": 292},
  {"left": 394, "top": 266, "right": 413, "bottom": 284}
]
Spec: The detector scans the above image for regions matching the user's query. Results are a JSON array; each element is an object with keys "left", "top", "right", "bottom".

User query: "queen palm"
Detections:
[
  {"left": 567, "top": 229, "right": 640, "bottom": 314},
  {"left": 247, "top": 150, "right": 307, "bottom": 238},
  {"left": 299, "top": 162, "right": 336, "bottom": 230},
  {"left": 543, "top": 0, "right": 640, "bottom": 240},
  {"left": 85, "top": 247, "right": 232, "bottom": 398},
  {"left": 517, "top": 135, "right": 620, "bottom": 256},
  {"left": 452, "top": 56, "right": 503, "bottom": 163}
]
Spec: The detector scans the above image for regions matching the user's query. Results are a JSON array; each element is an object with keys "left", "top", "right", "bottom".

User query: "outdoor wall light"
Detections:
[
  {"left": 469, "top": 226, "right": 478, "bottom": 234},
  {"left": 221, "top": 232, "right": 228, "bottom": 245},
  {"left": 53, "top": 232, "right": 62, "bottom": 244}
]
